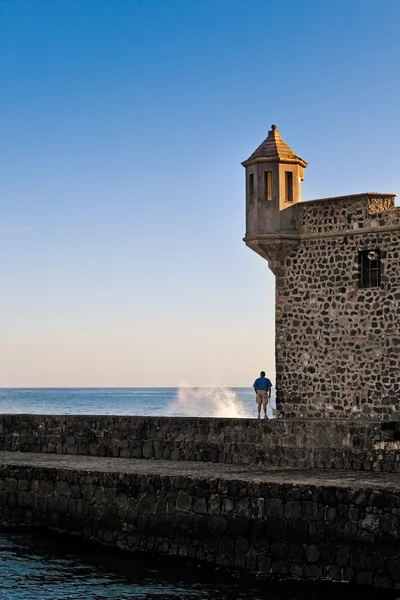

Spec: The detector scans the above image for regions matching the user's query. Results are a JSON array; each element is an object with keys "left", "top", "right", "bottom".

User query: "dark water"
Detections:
[{"left": 0, "top": 530, "right": 394, "bottom": 600}]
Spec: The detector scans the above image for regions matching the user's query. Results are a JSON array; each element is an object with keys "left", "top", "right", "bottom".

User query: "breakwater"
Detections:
[
  {"left": 0, "top": 415, "right": 400, "bottom": 589},
  {"left": 0, "top": 452, "right": 400, "bottom": 589},
  {"left": 0, "top": 414, "right": 399, "bottom": 471}
]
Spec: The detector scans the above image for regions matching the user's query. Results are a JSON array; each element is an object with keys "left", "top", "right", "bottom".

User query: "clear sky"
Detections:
[{"left": 0, "top": 0, "right": 399, "bottom": 387}]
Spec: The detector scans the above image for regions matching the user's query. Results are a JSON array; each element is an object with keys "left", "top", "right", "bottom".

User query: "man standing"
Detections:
[{"left": 253, "top": 371, "right": 272, "bottom": 419}]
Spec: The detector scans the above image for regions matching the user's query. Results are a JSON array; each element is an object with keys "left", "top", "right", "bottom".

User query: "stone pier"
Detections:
[{"left": 0, "top": 415, "right": 400, "bottom": 588}]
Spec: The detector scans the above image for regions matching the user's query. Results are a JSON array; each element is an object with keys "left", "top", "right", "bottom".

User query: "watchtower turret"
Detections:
[{"left": 242, "top": 125, "right": 307, "bottom": 273}]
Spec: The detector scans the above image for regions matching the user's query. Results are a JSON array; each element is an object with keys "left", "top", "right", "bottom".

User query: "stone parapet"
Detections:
[
  {"left": 1, "top": 415, "right": 400, "bottom": 472},
  {"left": 299, "top": 194, "right": 398, "bottom": 236}
]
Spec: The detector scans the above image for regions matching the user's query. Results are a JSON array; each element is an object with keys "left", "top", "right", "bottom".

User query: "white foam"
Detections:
[{"left": 166, "top": 384, "right": 252, "bottom": 418}]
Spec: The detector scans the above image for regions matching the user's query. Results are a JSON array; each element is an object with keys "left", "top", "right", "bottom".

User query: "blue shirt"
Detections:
[{"left": 253, "top": 376, "right": 272, "bottom": 391}]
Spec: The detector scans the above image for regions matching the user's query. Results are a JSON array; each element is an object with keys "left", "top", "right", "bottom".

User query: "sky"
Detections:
[{"left": 0, "top": 0, "right": 399, "bottom": 387}]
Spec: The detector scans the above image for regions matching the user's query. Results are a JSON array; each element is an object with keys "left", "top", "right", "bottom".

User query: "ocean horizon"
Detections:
[{"left": 0, "top": 387, "right": 277, "bottom": 419}]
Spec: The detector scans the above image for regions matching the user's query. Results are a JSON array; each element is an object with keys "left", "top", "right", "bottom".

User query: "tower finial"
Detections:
[{"left": 271, "top": 124, "right": 277, "bottom": 131}]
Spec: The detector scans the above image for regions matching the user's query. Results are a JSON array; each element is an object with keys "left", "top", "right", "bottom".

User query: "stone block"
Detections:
[
  {"left": 235, "top": 498, "right": 250, "bottom": 518},
  {"left": 309, "top": 521, "right": 325, "bottom": 542},
  {"left": 76, "top": 498, "right": 89, "bottom": 515},
  {"left": 55, "top": 481, "right": 70, "bottom": 496},
  {"left": 234, "top": 555, "right": 247, "bottom": 569},
  {"left": 373, "top": 575, "right": 393, "bottom": 588},
  {"left": 288, "top": 544, "right": 303, "bottom": 563},
  {"left": 388, "top": 558, "right": 400, "bottom": 580},
  {"left": 326, "top": 564, "right": 341, "bottom": 582},
  {"left": 342, "top": 566, "right": 354, "bottom": 582},
  {"left": 382, "top": 515, "right": 398, "bottom": 538},
  {"left": 235, "top": 536, "right": 249, "bottom": 555},
  {"left": 193, "top": 497, "right": 207, "bottom": 515},
  {"left": 257, "top": 555, "right": 270, "bottom": 573},
  {"left": 343, "top": 521, "right": 358, "bottom": 540},
  {"left": 222, "top": 498, "right": 234, "bottom": 515},
  {"left": 304, "top": 565, "right": 323, "bottom": 578},
  {"left": 356, "top": 571, "right": 372, "bottom": 586},
  {"left": 137, "top": 493, "right": 156, "bottom": 515},
  {"left": 270, "top": 559, "right": 288, "bottom": 575},
  {"left": 209, "top": 515, "right": 228, "bottom": 534},
  {"left": 305, "top": 543, "right": 320, "bottom": 564},
  {"left": 285, "top": 500, "right": 302, "bottom": 520},
  {"left": 336, "top": 544, "right": 350, "bottom": 566},
  {"left": 303, "top": 501, "right": 319, "bottom": 521},
  {"left": 265, "top": 498, "right": 283, "bottom": 518},
  {"left": 360, "top": 513, "right": 380, "bottom": 532},
  {"left": 270, "top": 538, "right": 287, "bottom": 558},
  {"left": 290, "top": 563, "right": 304, "bottom": 578},
  {"left": 209, "top": 494, "right": 220, "bottom": 515},
  {"left": 5, "top": 479, "right": 17, "bottom": 492},
  {"left": 176, "top": 491, "right": 192, "bottom": 513},
  {"left": 17, "top": 480, "right": 29, "bottom": 491}
]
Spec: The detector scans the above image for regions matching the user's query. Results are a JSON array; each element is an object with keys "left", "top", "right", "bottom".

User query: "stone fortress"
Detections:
[{"left": 243, "top": 125, "right": 400, "bottom": 420}]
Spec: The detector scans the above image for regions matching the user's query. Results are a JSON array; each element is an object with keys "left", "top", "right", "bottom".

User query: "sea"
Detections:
[
  {"left": 0, "top": 387, "right": 274, "bottom": 419},
  {"left": 0, "top": 388, "right": 392, "bottom": 599}
]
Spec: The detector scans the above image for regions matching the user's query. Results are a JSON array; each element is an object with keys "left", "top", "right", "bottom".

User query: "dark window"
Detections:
[
  {"left": 249, "top": 173, "right": 254, "bottom": 199},
  {"left": 264, "top": 171, "right": 272, "bottom": 201},
  {"left": 285, "top": 171, "right": 293, "bottom": 202},
  {"left": 359, "top": 249, "right": 381, "bottom": 288}
]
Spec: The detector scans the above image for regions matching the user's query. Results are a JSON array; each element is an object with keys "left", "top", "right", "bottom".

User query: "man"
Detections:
[{"left": 253, "top": 371, "right": 272, "bottom": 419}]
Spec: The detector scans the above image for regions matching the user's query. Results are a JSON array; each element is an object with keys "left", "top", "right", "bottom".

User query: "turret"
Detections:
[{"left": 242, "top": 125, "right": 307, "bottom": 273}]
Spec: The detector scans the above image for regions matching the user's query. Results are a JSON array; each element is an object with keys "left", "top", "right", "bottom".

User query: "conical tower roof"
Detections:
[{"left": 242, "top": 124, "right": 307, "bottom": 167}]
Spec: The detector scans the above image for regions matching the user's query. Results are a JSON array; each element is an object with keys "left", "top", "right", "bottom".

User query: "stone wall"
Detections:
[
  {"left": 2, "top": 415, "right": 400, "bottom": 472},
  {"left": 1, "top": 462, "right": 400, "bottom": 588},
  {"left": 298, "top": 194, "right": 398, "bottom": 236},
  {"left": 276, "top": 194, "right": 400, "bottom": 419}
]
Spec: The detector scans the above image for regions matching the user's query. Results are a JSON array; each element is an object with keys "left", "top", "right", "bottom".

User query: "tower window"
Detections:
[
  {"left": 264, "top": 171, "right": 272, "bottom": 201},
  {"left": 285, "top": 171, "right": 293, "bottom": 202},
  {"left": 359, "top": 249, "right": 381, "bottom": 288},
  {"left": 248, "top": 173, "right": 254, "bottom": 199}
]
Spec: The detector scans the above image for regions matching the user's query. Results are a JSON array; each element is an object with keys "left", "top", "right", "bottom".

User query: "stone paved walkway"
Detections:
[{"left": 0, "top": 451, "right": 399, "bottom": 491}]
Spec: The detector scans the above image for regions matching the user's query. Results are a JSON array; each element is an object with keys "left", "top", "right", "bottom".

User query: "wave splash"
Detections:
[{"left": 166, "top": 385, "right": 251, "bottom": 418}]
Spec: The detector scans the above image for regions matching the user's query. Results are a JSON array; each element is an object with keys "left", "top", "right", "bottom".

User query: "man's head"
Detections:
[{"left": 260, "top": 371, "right": 265, "bottom": 377}]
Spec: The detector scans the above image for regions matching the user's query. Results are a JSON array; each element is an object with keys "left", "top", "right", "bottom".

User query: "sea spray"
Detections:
[{"left": 166, "top": 385, "right": 252, "bottom": 418}]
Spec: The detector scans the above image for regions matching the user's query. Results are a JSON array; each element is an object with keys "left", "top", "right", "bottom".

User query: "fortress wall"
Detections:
[
  {"left": 1, "top": 415, "right": 400, "bottom": 472},
  {"left": 299, "top": 194, "right": 397, "bottom": 235},
  {"left": 1, "top": 462, "right": 400, "bottom": 588},
  {"left": 276, "top": 196, "right": 400, "bottom": 419}
]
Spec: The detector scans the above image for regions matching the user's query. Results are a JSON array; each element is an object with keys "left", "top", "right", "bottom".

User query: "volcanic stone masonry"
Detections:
[
  {"left": 2, "top": 415, "right": 400, "bottom": 588},
  {"left": 243, "top": 126, "right": 400, "bottom": 419},
  {"left": 2, "top": 453, "right": 400, "bottom": 588},
  {"left": 2, "top": 414, "right": 400, "bottom": 473},
  {"left": 276, "top": 194, "right": 400, "bottom": 419}
]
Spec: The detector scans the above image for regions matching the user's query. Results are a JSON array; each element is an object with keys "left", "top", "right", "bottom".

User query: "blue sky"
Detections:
[{"left": 0, "top": 0, "right": 399, "bottom": 387}]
